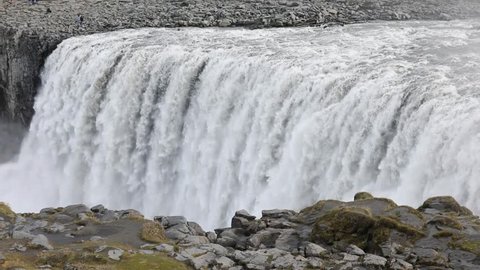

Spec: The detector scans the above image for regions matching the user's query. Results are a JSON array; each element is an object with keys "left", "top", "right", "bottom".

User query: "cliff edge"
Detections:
[{"left": 1, "top": 0, "right": 480, "bottom": 124}]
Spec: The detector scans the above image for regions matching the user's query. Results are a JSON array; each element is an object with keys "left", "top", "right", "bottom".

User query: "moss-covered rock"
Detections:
[
  {"left": 311, "top": 206, "right": 376, "bottom": 248},
  {"left": 140, "top": 221, "right": 167, "bottom": 244},
  {"left": 297, "top": 200, "right": 344, "bottom": 225},
  {"left": 419, "top": 196, "right": 471, "bottom": 215},
  {"left": 354, "top": 192, "right": 374, "bottom": 201},
  {"left": 427, "top": 215, "right": 463, "bottom": 230},
  {"left": 0, "top": 202, "right": 16, "bottom": 221}
]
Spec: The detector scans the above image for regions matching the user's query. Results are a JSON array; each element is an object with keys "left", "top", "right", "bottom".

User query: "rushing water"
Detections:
[{"left": 0, "top": 20, "right": 479, "bottom": 228}]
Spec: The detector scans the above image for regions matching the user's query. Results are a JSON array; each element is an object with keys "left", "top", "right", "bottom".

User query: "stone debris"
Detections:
[{"left": 0, "top": 194, "right": 479, "bottom": 269}]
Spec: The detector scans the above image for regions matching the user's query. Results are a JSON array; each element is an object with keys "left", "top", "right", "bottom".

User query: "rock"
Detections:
[
  {"left": 180, "top": 235, "right": 210, "bottom": 245},
  {"left": 139, "top": 249, "right": 154, "bottom": 254},
  {"left": 346, "top": 244, "right": 365, "bottom": 256},
  {"left": 11, "top": 243, "right": 27, "bottom": 252},
  {"left": 232, "top": 216, "right": 251, "bottom": 229},
  {"left": 95, "top": 245, "right": 107, "bottom": 253},
  {"left": 215, "top": 256, "right": 235, "bottom": 268},
  {"left": 155, "top": 243, "right": 175, "bottom": 252},
  {"left": 275, "top": 229, "right": 300, "bottom": 252},
  {"left": 247, "top": 228, "right": 281, "bottom": 248},
  {"left": 12, "top": 230, "right": 34, "bottom": 240},
  {"left": 419, "top": 196, "right": 471, "bottom": 215},
  {"left": 30, "top": 234, "right": 53, "bottom": 250},
  {"left": 354, "top": 192, "right": 374, "bottom": 201},
  {"left": 198, "top": 243, "right": 229, "bottom": 256},
  {"left": 107, "top": 249, "right": 124, "bottom": 261},
  {"left": 235, "top": 209, "right": 256, "bottom": 221},
  {"left": 187, "top": 221, "right": 206, "bottom": 236},
  {"left": 206, "top": 231, "right": 217, "bottom": 242},
  {"left": 363, "top": 253, "right": 387, "bottom": 268},
  {"left": 46, "top": 223, "right": 65, "bottom": 233},
  {"left": 39, "top": 208, "right": 57, "bottom": 215},
  {"left": 272, "top": 253, "right": 296, "bottom": 268},
  {"left": 261, "top": 209, "right": 296, "bottom": 219},
  {"left": 190, "top": 251, "right": 216, "bottom": 269},
  {"left": 389, "top": 258, "right": 413, "bottom": 270},
  {"left": 91, "top": 204, "right": 105, "bottom": 213},
  {"left": 63, "top": 204, "right": 90, "bottom": 217},
  {"left": 155, "top": 216, "right": 187, "bottom": 228},
  {"left": 305, "top": 242, "right": 328, "bottom": 257}
]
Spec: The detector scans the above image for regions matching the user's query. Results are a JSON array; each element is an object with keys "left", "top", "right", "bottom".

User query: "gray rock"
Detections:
[
  {"left": 155, "top": 216, "right": 187, "bottom": 228},
  {"left": 12, "top": 230, "right": 34, "bottom": 240},
  {"left": 190, "top": 251, "right": 216, "bottom": 269},
  {"left": 95, "top": 245, "right": 107, "bottom": 253},
  {"left": 206, "top": 231, "right": 217, "bottom": 242},
  {"left": 261, "top": 209, "right": 297, "bottom": 219},
  {"left": 198, "top": 243, "right": 228, "bottom": 256},
  {"left": 180, "top": 235, "right": 210, "bottom": 245},
  {"left": 107, "top": 249, "right": 124, "bottom": 261},
  {"left": 275, "top": 229, "right": 300, "bottom": 252},
  {"left": 363, "top": 253, "right": 387, "bottom": 267},
  {"left": 232, "top": 216, "right": 251, "bottom": 229},
  {"left": 235, "top": 209, "right": 256, "bottom": 221},
  {"left": 91, "top": 204, "right": 105, "bottom": 213},
  {"left": 63, "top": 204, "right": 90, "bottom": 217},
  {"left": 187, "top": 221, "right": 206, "bottom": 236},
  {"left": 346, "top": 244, "right": 365, "bottom": 256},
  {"left": 305, "top": 242, "right": 328, "bottom": 257},
  {"left": 155, "top": 243, "right": 175, "bottom": 253},
  {"left": 46, "top": 223, "right": 65, "bottom": 233},
  {"left": 30, "top": 234, "right": 53, "bottom": 250},
  {"left": 40, "top": 208, "right": 57, "bottom": 215},
  {"left": 215, "top": 256, "right": 235, "bottom": 268},
  {"left": 272, "top": 253, "right": 296, "bottom": 268}
]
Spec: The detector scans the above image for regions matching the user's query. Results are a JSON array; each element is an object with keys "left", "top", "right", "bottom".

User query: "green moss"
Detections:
[
  {"left": 140, "top": 221, "right": 167, "bottom": 244},
  {"left": 449, "top": 239, "right": 480, "bottom": 255},
  {"left": 419, "top": 196, "right": 470, "bottom": 215},
  {"left": 117, "top": 254, "right": 190, "bottom": 270},
  {"left": 433, "top": 231, "right": 454, "bottom": 238},
  {"left": 311, "top": 206, "right": 375, "bottom": 248},
  {"left": 428, "top": 215, "right": 463, "bottom": 230},
  {"left": 354, "top": 192, "right": 374, "bottom": 201},
  {"left": 0, "top": 202, "right": 16, "bottom": 221},
  {"left": 376, "top": 216, "right": 425, "bottom": 238}
]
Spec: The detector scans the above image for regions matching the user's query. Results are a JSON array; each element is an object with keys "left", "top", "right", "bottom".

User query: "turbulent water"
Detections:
[{"left": 1, "top": 20, "right": 480, "bottom": 228}]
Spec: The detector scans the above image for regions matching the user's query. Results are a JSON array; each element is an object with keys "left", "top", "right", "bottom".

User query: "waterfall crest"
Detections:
[{"left": 1, "top": 20, "right": 480, "bottom": 228}]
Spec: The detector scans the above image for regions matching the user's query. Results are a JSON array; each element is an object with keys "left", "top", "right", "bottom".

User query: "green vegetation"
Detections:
[
  {"left": 140, "top": 221, "right": 167, "bottom": 243},
  {"left": 0, "top": 202, "right": 16, "bottom": 221},
  {"left": 354, "top": 192, "right": 374, "bottom": 201}
]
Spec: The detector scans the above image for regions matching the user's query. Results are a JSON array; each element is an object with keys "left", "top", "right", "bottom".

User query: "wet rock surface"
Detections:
[
  {"left": 1, "top": 193, "right": 480, "bottom": 269},
  {"left": 1, "top": 0, "right": 480, "bottom": 124}
]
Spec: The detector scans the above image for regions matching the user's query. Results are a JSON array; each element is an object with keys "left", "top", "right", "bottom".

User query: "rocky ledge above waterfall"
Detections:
[
  {"left": 1, "top": 193, "right": 480, "bottom": 269},
  {"left": 1, "top": 0, "right": 480, "bottom": 125}
]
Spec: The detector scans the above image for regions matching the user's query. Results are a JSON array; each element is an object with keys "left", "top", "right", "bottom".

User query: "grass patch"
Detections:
[
  {"left": 117, "top": 253, "right": 190, "bottom": 270},
  {"left": 140, "top": 221, "right": 167, "bottom": 244},
  {"left": 0, "top": 202, "right": 16, "bottom": 221}
]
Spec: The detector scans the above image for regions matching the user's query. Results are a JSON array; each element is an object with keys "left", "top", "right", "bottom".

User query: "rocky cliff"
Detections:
[
  {"left": 1, "top": 193, "right": 480, "bottom": 269},
  {"left": 1, "top": 0, "right": 480, "bottom": 124}
]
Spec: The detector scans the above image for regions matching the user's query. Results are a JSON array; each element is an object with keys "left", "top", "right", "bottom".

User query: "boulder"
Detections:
[
  {"left": 419, "top": 196, "right": 472, "bottom": 215},
  {"left": 30, "top": 234, "right": 53, "bottom": 250},
  {"left": 235, "top": 209, "right": 256, "bottom": 221},
  {"left": 108, "top": 249, "right": 124, "bottom": 261}
]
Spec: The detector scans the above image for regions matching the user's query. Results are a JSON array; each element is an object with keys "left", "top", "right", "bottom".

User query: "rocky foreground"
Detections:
[
  {"left": 1, "top": 193, "right": 480, "bottom": 269},
  {"left": 2, "top": 0, "right": 480, "bottom": 125}
]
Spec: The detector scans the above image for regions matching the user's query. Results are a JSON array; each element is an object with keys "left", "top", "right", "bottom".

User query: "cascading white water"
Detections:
[{"left": 1, "top": 20, "right": 480, "bottom": 229}]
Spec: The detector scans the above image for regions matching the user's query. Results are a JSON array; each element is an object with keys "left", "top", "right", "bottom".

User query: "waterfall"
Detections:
[{"left": 1, "top": 20, "right": 480, "bottom": 229}]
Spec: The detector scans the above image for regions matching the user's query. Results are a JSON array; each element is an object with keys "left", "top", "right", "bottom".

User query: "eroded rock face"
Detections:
[
  {"left": 1, "top": 193, "right": 480, "bottom": 269},
  {"left": 1, "top": 0, "right": 480, "bottom": 124}
]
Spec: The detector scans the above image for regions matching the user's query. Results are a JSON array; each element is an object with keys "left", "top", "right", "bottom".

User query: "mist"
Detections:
[{"left": 0, "top": 119, "right": 26, "bottom": 164}]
